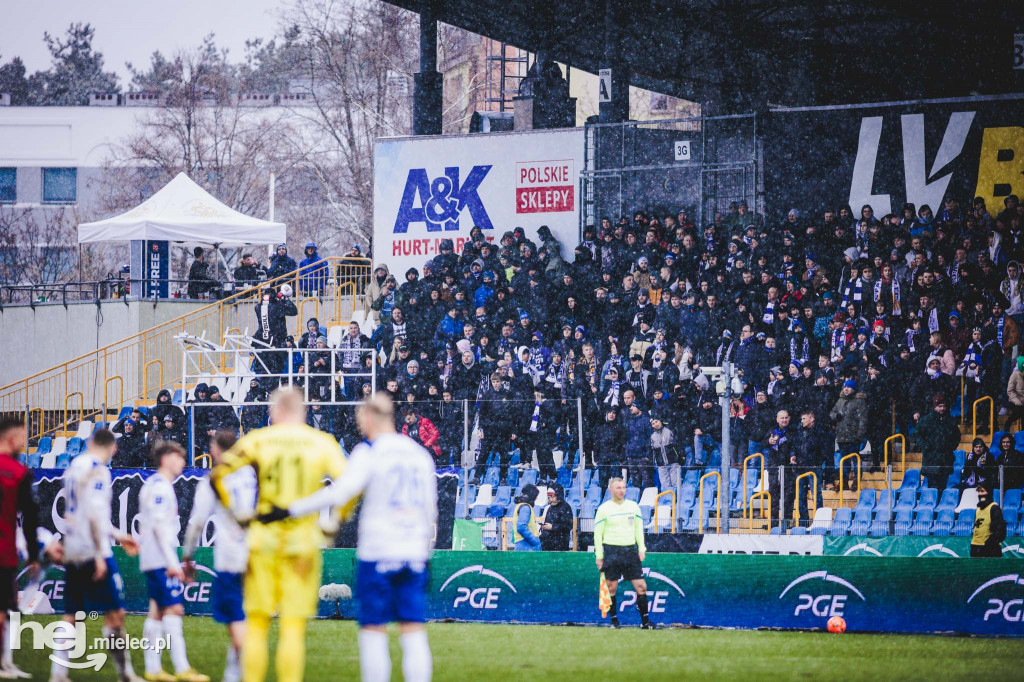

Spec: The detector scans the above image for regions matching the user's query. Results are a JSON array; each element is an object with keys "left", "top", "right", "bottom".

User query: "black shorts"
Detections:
[
  {"left": 0, "top": 567, "right": 16, "bottom": 611},
  {"left": 602, "top": 545, "right": 643, "bottom": 582}
]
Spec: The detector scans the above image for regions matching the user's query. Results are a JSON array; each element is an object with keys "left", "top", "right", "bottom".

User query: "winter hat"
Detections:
[
  {"left": 932, "top": 394, "right": 947, "bottom": 407},
  {"left": 873, "top": 320, "right": 885, "bottom": 330},
  {"left": 722, "top": 329, "right": 733, "bottom": 339},
  {"left": 857, "top": 327, "right": 869, "bottom": 337},
  {"left": 637, "top": 256, "right": 649, "bottom": 266},
  {"left": 316, "top": 335, "right": 328, "bottom": 345},
  {"left": 519, "top": 310, "right": 531, "bottom": 320},
  {"left": 456, "top": 339, "right": 472, "bottom": 354},
  {"left": 1017, "top": 356, "right": 1024, "bottom": 372},
  {"left": 575, "top": 325, "right": 586, "bottom": 335},
  {"left": 843, "top": 379, "right": 856, "bottom": 390},
  {"left": 832, "top": 312, "right": 845, "bottom": 323},
  {"left": 472, "top": 258, "right": 485, "bottom": 269}
]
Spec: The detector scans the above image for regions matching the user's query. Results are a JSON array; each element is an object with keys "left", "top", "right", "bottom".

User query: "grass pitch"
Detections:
[{"left": 11, "top": 615, "right": 1022, "bottom": 681}]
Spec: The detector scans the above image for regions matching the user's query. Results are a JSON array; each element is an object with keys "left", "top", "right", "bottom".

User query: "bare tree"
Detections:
[
  {"left": 0, "top": 206, "right": 81, "bottom": 287},
  {"left": 277, "top": 0, "right": 419, "bottom": 253}
]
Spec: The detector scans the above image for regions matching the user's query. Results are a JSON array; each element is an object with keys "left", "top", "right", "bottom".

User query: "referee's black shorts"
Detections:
[{"left": 602, "top": 544, "right": 643, "bottom": 581}]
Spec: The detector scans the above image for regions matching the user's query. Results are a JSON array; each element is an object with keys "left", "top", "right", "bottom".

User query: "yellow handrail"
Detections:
[
  {"left": 194, "top": 454, "right": 213, "bottom": 469},
  {"left": 973, "top": 396, "right": 994, "bottom": 445},
  {"left": 296, "top": 297, "right": 322, "bottom": 337},
  {"left": 28, "top": 407, "right": 43, "bottom": 440},
  {"left": 742, "top": 453, "right": 765, "bottom": 517},
  {"left": 699, "top": 471, "right": 721, "bottom": 534},
  {"left": 62, "top": 391, "right": 83, "bottom": 434},
  {"left": 104, "top": 376, "right": 124, "bottom": 415},
  {"left": 0, "top": 257, "right": 370, "bottom": 441},
  {"left": 793, "top": 471, "right": 818, "bottom": 524},
  {"left": 653, "top": 490, "right": 676, "bottom": 534},
  {"left": 143, "top": 360, "right": 164, "bottom": 398},
  {"left": 838, "top": 453, "right": 861, "bottom": 507},
  {"left": 747, "top": 491, "right": 772, "bottom": 532},
  {"left": 883, "top": 434, "right": 906, "bottom": 474}
]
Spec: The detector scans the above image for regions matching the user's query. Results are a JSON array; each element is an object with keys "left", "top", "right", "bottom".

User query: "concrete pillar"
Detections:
[
  {"left": 598, "top": 0, "right": 629, "bottom": 123},
  {"left": 413, "top": 5, "right": 442, "bottom": 135}
]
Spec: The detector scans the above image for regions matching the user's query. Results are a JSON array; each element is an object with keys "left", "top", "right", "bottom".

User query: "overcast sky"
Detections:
[{"left": 0, "top": 0, "right": 281, "bottom": 83}]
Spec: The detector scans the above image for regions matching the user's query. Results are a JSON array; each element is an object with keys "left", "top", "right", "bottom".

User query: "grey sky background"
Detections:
[{"left": 0, "top": 0, "right": 281, "bottom": 83}]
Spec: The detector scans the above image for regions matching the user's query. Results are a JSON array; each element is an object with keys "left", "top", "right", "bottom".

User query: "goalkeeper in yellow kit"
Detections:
[{"left": 210, "top": 387, "right": 346, "bottom": 682}]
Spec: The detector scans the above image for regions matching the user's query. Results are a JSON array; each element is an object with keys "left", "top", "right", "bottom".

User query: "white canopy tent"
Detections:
[{"left": 77, "top": 172, "right": 285, "bottom": 245}]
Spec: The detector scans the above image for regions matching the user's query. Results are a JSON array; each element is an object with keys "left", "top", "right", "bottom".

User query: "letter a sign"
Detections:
[{"left": 599, "top": 69, "right": 612, "bottom": 103}]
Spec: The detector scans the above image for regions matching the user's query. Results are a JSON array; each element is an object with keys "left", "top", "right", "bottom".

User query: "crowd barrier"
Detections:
[{"left": 19, "top": 549, "right": 1024, "bottom": 636}]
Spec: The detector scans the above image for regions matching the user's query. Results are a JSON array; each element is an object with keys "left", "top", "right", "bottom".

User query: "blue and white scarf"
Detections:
[
  {"left": 529, "top": 400, "right": 541, "bottom": 432},
  {"left": 790, "top": 336, "right": 810, "bottom": 364},
  {"left": 997, "top": 315, "right": 1006, "bottom": 347},
  {"left": 918, "top": 307, "right": 939, "bottom": 334},
  {"left": 841, "top": 277, "right": 863, "bottom": 309},
  {"left": 762, "top": 300, "right": 776, "bottom": 325},
  {"left": 960, "top": 341, "right": 983, "bottom": 370},
  {"left": 873, "top": 278, "right": 901, "bottom": 316}
]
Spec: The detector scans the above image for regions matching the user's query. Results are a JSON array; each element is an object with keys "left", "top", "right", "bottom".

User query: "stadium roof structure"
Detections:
[{"left": 393, "top": 0, "right": 1023, "bottom": 109}]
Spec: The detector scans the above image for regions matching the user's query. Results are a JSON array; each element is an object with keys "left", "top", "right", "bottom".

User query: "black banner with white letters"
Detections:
[{"left": 762, "top": 96, "right": 1024, "bottom": 221}]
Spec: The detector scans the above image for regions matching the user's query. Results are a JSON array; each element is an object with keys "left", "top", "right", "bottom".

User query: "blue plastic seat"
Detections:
[
  {"left": 728, "top": 468, "right": 739, "bottom": 489},
  {"left": 172, "top": 389, "right": 185, "bottom": 405},
  {"left": 93, "top": 422, "right": 108, "bottom": 433},
  {"left": 557, "top": 467, "right": 573, "bottom": 488},
  {"left": 117, "top": 407, "right": 133, "bottom": 420},
  {"left": 910, "top": 509, "right": 934, "bottom": 536},
  {"left": 953, "top": 450, "right": 966, "bottom": 471},
  {"left": 640, "top": 506, "right": 653, "bottom": 526},
  {"left": 27, "top": 452, "right": 42, "bottom": 469},
  {"left": 916, "top": 487, "right": 938, "bottom": 510},
  {"left": 946, "top": 469, "right": 961, "bottom": 488},
  {"left": 849, "top": 507, "right": 873, "bottom": 535},
  {"left": 493, "top": 486, "right": 512, "bottom": 507},
  {"left": 898, "top": 469, "right": 921, "bottom": 490},
  {"left": 678, "top": 484, "right": 697, "bottom": 510},
  {"left": 932, "top": 509, "right": 955, "bottom": 536},
  {"left": 1002, "top": 508, "right": 1018, "bottom": 531},
  {"left": 769, "top": 526, "right": 782, "bottom": 535},
  {"left": 1002, "top": 488, "right": 1022, "bottom": 515},
  {"left": 54, "top": 452, "right": 71, "bottom": 469},
  {"left": 991, "top": 431, "right": 1008, "bottom": 455},
  {"left": 935, "top": 488, "right": 959, "bottom": 513},
  {"left": 455, "top": 499, "right": 467, "bottom": 518},
  {"left": 683, "top": 469, "right": 700, "bottom": 487},
  {"left": 521, "top": 469, "right": 538, "bottom": 486},
  {"left": 483, "top": 467, "right": 500, "bottom": 487},
  {"left": 790, "top": 526, "right": 808, "bottom": 536},
  {"left": 894, "top": 509, "right": 913, "bottom": 535},
  {"left": 506, "top": 468, "right": 520, "bottom": 488},
  {"left": 894, "top": 490, "right": 916, "bottom": 513},
  {"left": 810, "top": 526, "right": 828, "bottom": 535},
  {"left": 831, "top": 507, "right": 852, "bottom": 535},
  {"left": 1015, "top": 432, "right": 1024, "bottom": 453},
  {"left": 66, "top": 437, "right": 85, "bottom": 455},
  {"left": 584, "top": 485, "right": 602, "bottom": 506},
  {"left": 855, "top": 489, "right": 876, "bottom": 512},
  {"left": 568, "top": 499, "right": 582, "bottom": 517},
  {"left": 625, "top": 486, "right": 640, "bottom": 503},
  {"left": 35, "top": 437, "right": 52, "bottom": 455},
  {"left": 582, "top": 500, "right": 598, "bottom": 519},
  {"left": 953, "top": 509, "right": 977, "bottom": 536}
]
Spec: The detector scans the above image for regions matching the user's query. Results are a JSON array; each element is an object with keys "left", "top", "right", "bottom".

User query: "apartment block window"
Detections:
[
  {"left": 42, "top": 167, "right": 77, "bottom": 204},
  {"left": 0, "top": 168, "right": 15, "bottom": 203}
]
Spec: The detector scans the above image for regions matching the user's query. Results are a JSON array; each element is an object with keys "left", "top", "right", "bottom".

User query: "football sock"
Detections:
[
  {"left": 276, "top": 617, "right": 307, "bottom": 682},
  {"left": 223, "top": 644, "right": 241, "bottom": 682},
  {"left": 143, "top": 618, "right": 165, "bottom": 674},
  {"left": 610, "top": 594, "right": 618, "bottom": 618},
  {"left": 638, "top": 593, "right": 650, "bottom": 623},
  {"left": 102, "top": 625, "right": 134, "bottom": 679},
  {"left": 400, "top": 630, "right": 432, "bottom": 682},
  {"left": 358, "top": 629, "right": 391, "bottom": 682},
  {"left": 243, "top": 614, "right": 271, "bottom": 682},
  {"left": 49, "top": 626, "right": 72, "bottom": 678},
  {"left": 163, "top": 614, "right": 190, "bottom": 673}
]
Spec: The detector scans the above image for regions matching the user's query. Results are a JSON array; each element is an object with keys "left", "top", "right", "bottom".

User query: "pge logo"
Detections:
[
  {"left": 394, "top": 166, "right": 493, "bottom": 233},
  {"left": 439, "top": 564, "right": 516, "bottom": 610},
  {"left": 183, "top": 564, "right": 216, "bottom": 604},
  {"left": 618, "top": 568, "right": 685, "bottom": 614},
  {"left": 966, "top": 574, "right": 1024, "bottom": 622},
  {"left": 779, "top": 570, "right": 865, "bottom": 618}
]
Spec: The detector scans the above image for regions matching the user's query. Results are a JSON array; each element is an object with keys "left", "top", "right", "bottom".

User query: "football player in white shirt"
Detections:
[
  {"left": 54, "top": 429, "right": 139, "bottom": 682},
  {"left": 260, "top": 395, "right": 437, "bottom": 682},
  {"left": 182, "top": 431, "right": 256, "bottom": 682},
  {"left": 137, "top": 441, "right": 208, "bottom": 682}
]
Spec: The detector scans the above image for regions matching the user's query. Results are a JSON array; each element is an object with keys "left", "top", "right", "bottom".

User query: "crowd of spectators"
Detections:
[{"left": 184, "top": 193, "right": 1024, "bottom": 523}]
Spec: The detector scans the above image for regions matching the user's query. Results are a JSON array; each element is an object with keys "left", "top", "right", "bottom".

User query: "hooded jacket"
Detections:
[
  {"left": 298, "top": 242, "right": 328, "bottom": 294},
  {"left": 267, "top": 244, "right": 297, "bottom": 280},
  {"left": 150, "top": 389, "right": 184, "bottom": 430},
  {"left": 365, "top": 263, "right": 391, "bottom": 323},
  {"left": 540, "top": 482, "right": 573, "bottom": 551}
]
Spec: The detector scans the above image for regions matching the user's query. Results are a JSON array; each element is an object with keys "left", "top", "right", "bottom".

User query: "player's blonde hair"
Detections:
[
  {"left": 357, "top": 393, "right": 395, "bottom": 423},
  {"left": 269, "top": 386, "right": 306, "bottom": 421}
]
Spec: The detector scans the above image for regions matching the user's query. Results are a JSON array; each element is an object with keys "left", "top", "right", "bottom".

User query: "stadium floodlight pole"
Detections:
[{"left": 719, "top": 362, "right": 732, "bottom": 534}]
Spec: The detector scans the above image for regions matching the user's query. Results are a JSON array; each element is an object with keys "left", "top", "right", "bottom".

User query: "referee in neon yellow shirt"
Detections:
[{"left": 594, "top": 477, "right": 651, "bottom": 628}]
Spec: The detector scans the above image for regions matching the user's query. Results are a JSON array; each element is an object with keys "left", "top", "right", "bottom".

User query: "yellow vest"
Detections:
[
  {"left": 972, "top": 503, "right": 994, "bottom": 546},
  {"left": 513, "top": 502, "right": 538, "bottom": 543}
]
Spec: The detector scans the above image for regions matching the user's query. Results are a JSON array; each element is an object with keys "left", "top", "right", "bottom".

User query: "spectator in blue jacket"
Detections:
[
  {"left": 620, "top": 389, "right": 654, "bottom": 489},
  {"left": 299, "top": 242, "right": 328, "bottom": 295},
  {"left": 474, "top": 270, "right": 497, "bottom": 308},
  {"left": 266, "top": 243, "right": 297, "bottom": 280},
  {"left": 513, "top": 484, "right": 542, "bottom": 551}
]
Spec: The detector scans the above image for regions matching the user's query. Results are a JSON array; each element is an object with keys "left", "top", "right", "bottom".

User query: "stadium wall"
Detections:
[
  {"left": 20, "top": 547, "right": 1024, "bottom": 636},
  {"left": 0, "top": 299, "right": 205, "bottom": 388}
]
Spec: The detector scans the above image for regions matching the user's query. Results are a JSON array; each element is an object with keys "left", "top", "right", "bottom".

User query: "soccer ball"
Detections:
[
  {"left": 279, "top": 283, "right": 293, "bottom": 298},
  {"left": 827, "top": 616, "right": 846, "bottom": 633}
]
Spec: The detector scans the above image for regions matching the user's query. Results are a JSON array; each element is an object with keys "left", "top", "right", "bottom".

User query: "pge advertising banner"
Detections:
[
  {"left": 373, "top": 128, "right": 585, "bottom": 274},
  {"left": 763, "top": 96, "right": 1024, "bottom": 221}
]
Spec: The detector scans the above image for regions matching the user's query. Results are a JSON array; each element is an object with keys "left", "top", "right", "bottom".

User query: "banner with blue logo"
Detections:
[
  {"left": 145, "top": 240, "right": 170, "bottom": 298},
  {"left": 373, "top": 129, "right": 584, "bottom": 275}
]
